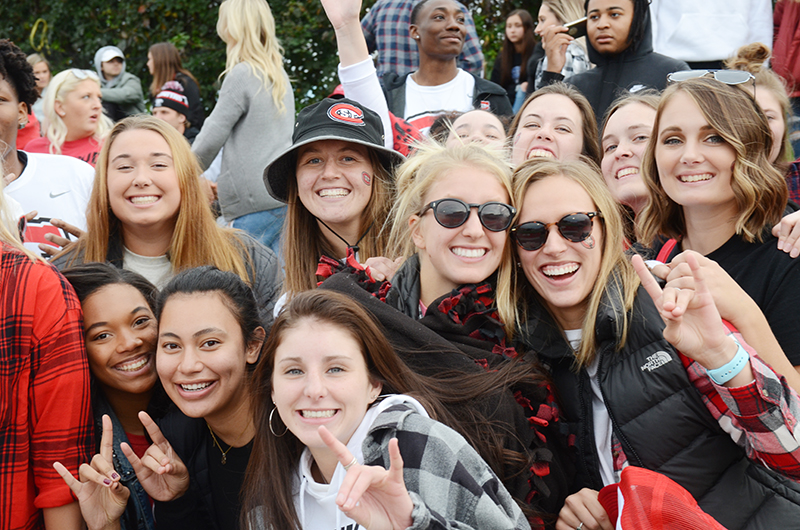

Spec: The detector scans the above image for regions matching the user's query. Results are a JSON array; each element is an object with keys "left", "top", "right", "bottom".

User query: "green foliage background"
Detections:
[{"left": 0, "top": 0, "right": 540, "bottom": 113}]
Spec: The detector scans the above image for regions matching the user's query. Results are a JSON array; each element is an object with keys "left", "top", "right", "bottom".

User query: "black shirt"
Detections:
[
  {"left": 662, "top": 233, "right": 800, "bottom": 365},
  {"left": 209, "top": 439, "right": 252, "bottom": 530}
]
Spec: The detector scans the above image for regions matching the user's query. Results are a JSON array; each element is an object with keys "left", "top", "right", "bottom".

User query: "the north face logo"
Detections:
[
  {"left": 327, "top": 103, "right": 365, "bottom": 126},
  {"left": 641, "top": 351, "right": 672, "bottom": 372}
]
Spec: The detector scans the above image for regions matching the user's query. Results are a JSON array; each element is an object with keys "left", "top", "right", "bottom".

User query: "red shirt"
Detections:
[
  {"left": 24, "top": 136, "right": 103, "bottom": 167},
  {"left": 16, "top": 114, "right": 40, "bottom": 150},
  {"left": 0, "top": 244, "right": 93, "bottom": 529}
]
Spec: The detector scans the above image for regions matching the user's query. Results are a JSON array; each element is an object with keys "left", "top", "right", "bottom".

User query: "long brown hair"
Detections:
[
  {"left": 499, "top": 9, "right": 536, "bottom": 90},
  {"left": 148, "top": 42, "right": 198, "bottom": 97},
  {"left": 58, "top": 116, "right": 252, "bottom": 282},
  {"left": 282, "top": 149, "right": 393, "bottom": 294},
  {"left": 637, "top": 78, "right": 788, "bottom": 247},
  {"left": 242, "top": 290, "right": 547, "bottom": 528}
]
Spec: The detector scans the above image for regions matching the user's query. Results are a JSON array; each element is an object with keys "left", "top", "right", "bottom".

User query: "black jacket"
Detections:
[
  {"left": 382, "top": 71, "right": 514, "bottom": 119},
  {"left": 566, "top": 10, "right": 688, "bottom": 127},
  {"left": 519, "top": 284, "right": 800, "bottom": 529}
]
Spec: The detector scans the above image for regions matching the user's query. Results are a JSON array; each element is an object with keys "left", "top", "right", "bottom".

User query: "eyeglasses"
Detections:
[
  {"left": 667, "top": 70, "right": 756, "bottom": 95},
  {"left": 419, "top": 198, "right": 517, "bottom": 232},
  {"left": 511, "top": 212, "right": 602, "bottom": 251}
]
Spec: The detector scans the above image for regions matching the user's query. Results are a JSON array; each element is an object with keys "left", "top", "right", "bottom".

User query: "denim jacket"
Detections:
[{"left": 93, "top": 393, "right": 155, "bottom": 530}]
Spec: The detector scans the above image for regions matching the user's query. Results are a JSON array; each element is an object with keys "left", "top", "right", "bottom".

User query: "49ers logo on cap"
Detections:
[{"left": 327, "top": 103, "right": 366, "bottom": 126}]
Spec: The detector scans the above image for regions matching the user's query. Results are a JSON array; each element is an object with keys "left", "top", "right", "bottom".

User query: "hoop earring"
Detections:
[{"left": 269, "top": 406, "right": 287, "bottom": 437}]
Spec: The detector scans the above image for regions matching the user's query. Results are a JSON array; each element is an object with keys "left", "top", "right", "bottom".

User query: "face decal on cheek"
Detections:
[
  {"left": 362, "top": 172, "right": 371, "bottom": 185},
  {"left": 582, "top": 235, "right": 595, "bottom": 249},
  {"left": 514, "top": 132, "right": 521, "bottom": 145}
]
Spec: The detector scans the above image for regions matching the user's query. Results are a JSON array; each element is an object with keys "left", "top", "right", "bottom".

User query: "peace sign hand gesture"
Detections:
[
  {"left": 319, "top": 425, "right": 414, "bottom": 530},
  {"left": 53, "top": 415, "right": 129, "bottom": 530},
  {"left": 122, "top": 411, "right": 190, "bottom": 502}
]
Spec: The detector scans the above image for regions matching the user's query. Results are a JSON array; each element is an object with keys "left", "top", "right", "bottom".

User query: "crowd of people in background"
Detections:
[{"left": 3, "top": 0, "right": 800, "bottom": 529}]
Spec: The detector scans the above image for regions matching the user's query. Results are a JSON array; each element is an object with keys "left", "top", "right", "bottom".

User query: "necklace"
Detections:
[{"left": 206, "top": 422, "right": 234, "bottom": 465}]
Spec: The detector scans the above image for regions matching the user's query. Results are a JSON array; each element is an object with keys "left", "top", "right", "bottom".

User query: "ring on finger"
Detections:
[
  {"left": 576, "top": 523, "right": 584, "bottom": 530},
  {"left": 343, "top": 457, "right": 358, "bottom": 471}
]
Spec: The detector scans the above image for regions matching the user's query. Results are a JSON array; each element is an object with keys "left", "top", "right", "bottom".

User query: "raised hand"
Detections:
[
  {"left": 320, "top": 0, "right": 362, "bottom": 32},
  {"left": 363, "top": 256, "right": 403, "bottom": 282},
  {"left": 541, "top": 25, "right": 573, "bottom": 74},
  {"left": 318, "top": 426, "right": 413, "bottom": 530},
  {"left": 53, "top": 415, "right": 129, "bottom": 530},
  {"left": 122, "top": 411, "right": 190, "bottom": 502},
  {"left": 632, "top": 253, "right": 737, "bottom": 370},
  {"left": 39, "top": 217, "right": 85, "bottom": 257}
]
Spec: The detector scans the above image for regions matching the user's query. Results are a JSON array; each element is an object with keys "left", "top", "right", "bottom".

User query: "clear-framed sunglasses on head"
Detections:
[{"left": 667, "top": 69, "right": 756, "bottom": 96}]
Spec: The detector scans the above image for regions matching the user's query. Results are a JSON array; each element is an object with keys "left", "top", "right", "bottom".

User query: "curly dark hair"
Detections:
[{"left": 0, "top": 39, "right": 39, "bottom": 110}]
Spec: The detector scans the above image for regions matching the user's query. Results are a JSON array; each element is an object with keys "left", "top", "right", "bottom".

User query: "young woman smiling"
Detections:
[
  {"left": 510, "top": 158, "right": 800, "bottom": 530},
  {"left": 637, "top": 78, "right": 800, "bottom": 383},
  {"left": 60, "top": 263, "right": 170, "bottom": 530},
  {"left": 132, "top": 266, "right": 265, "bottom": 529},
  {"left": 25, "top": 68, "right": 113, "bottom": 166},
  {"left": 242, "top": 289, "right": 529, "bottom": 530},
  {"left": 263, "top": 97, "right": 402, "bottom": 293},
  {"left": 508, "top": 82, "right": 601, "bottom": 168},
  {"left": 53, "top": 116, "right": 281, "bottom": 328}
]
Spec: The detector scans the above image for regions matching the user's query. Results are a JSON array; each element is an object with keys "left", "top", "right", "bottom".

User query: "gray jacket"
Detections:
[
  {"left": 192, "top": 62, "right": 294, "bottom": 220},
  {"left": 362, "top": 401, "right": 530, "bottom": 530},
  {"left": 93, "top": 46, "right": 146, "bottom": 119}
]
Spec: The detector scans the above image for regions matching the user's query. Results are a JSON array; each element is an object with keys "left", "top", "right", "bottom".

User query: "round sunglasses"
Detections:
[
  {"left": 511, "top": 212, "right": 602, "bottom": 251},
  {"left": 419, "top": 198, "right": 516, "bottom": 232}
]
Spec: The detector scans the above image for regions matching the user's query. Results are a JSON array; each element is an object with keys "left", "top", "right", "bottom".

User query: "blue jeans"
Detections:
[{"left": 231, "top": 206, "right": 286, "bottom": 259}]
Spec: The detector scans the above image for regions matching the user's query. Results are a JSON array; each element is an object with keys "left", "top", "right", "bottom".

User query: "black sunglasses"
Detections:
[
  {"left": 419, "top": 198, "right": 516, "bottom": 232},
  {"left": 511, "top": 212, "right": 602, "bottom": 251}
]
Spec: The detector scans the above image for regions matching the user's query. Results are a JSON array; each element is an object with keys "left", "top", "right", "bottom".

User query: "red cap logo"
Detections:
[{"left": 327, "top": 103, "right": 365, "bottom": 126}]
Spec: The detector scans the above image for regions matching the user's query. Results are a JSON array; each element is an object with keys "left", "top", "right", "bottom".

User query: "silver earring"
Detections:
[{"left": 269, "top": 406, "right": 287, "bottom": 437}]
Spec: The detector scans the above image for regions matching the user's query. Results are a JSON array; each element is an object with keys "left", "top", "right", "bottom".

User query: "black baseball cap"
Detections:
[{"left": 264, "top": 97, "right": 404, "bottom": 203}]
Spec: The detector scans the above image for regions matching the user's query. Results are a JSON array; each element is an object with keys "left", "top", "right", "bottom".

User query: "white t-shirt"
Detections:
[
  {"left": 404, "top": 69, "right": 475, "bottom": 135},
  {"left": 565, "top": 329, "right": 616, "bottom": 486},
  {"left": 5, "top": 151, "right": 94, "bottom": 257}
]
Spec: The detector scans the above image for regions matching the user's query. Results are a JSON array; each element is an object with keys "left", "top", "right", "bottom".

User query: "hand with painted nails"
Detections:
[
  {"left": 53, "top": 415, "right": 129, "bottom": 530},
  {"left": 773, "top": 209, "right": 800, "bottom": 259},
  {"left": 122, "top": 411, "right": 190, "bottom": 502},
  {"left": 319, "top": 425, "right": 413, "bottom": 530}
]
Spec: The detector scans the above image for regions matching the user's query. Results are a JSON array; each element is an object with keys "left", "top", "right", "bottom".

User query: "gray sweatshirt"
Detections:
[{"left": 193, "top": 62, "right": 294, "bottom": 220}]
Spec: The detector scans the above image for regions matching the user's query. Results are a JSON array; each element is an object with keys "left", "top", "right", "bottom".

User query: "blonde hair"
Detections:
[
  {"left": 283, "top": 148, "right": 394, "bottom": 294},
  {"left": 59, "top": 116, "right": 252, "bottom": 281},
  {"left": 510, "top": 158, "right": 638, "bottom": 366},
  {"left": 638, "top": 78, "right": 788, "bottom": 247},
  {"left": 42, "top": 69, "right": 112, "bottom": 155},
  {"left": 542, "top": 0, "right": 584, "bottom": 25},
  {"left": 725, "top": 42, "right": 793, "bottom": 165},
  {"left": 217, "top": 0, "right": 289, "bottom": 112},
  {"left": 388, "top": 142, "right": 517, "bottom": 335},
  {"left": 26, "top": 53, "right": 49, "bottom": 70}
]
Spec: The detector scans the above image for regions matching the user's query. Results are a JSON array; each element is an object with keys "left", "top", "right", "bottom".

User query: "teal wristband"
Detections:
[{"left": 706, "top": 339, "right": 749, "bottom": 385}]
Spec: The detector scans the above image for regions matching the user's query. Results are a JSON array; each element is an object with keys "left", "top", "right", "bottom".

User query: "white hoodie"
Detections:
[{"left": 294, "top": 394, "right": 428, "bottom": 530}]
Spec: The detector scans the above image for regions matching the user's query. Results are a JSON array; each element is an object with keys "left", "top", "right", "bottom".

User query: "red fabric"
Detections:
[
  {"left": 24, "top": 135, "right": 103, "bottom": 167},
  {"left": 773, "top": 0, "right": 800, "bottom": 97},
  {"left": 598, "top": 467, "right": 726, "bottom": 530},
  {"left": 124, "top": 432, "right": 150, "bottom": 460},
  {"left": 16, "top": 113, "right": 40, "bottom": 150},
  {"left": 0, "top": 244, "right": 93, "bottom": 529}
]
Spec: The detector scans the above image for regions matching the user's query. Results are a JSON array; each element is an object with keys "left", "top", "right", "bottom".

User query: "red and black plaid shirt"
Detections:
[{"left": 0, "top": 244, "right": 92, "bottom": 529}]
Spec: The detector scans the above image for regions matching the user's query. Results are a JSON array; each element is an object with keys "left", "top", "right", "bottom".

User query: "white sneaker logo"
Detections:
[
  {"left": 49, "top": 190, "right": 70, "bottom": 198},
  {"left": 641, "top": 351, "right": 672, "bottom": 372}
]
